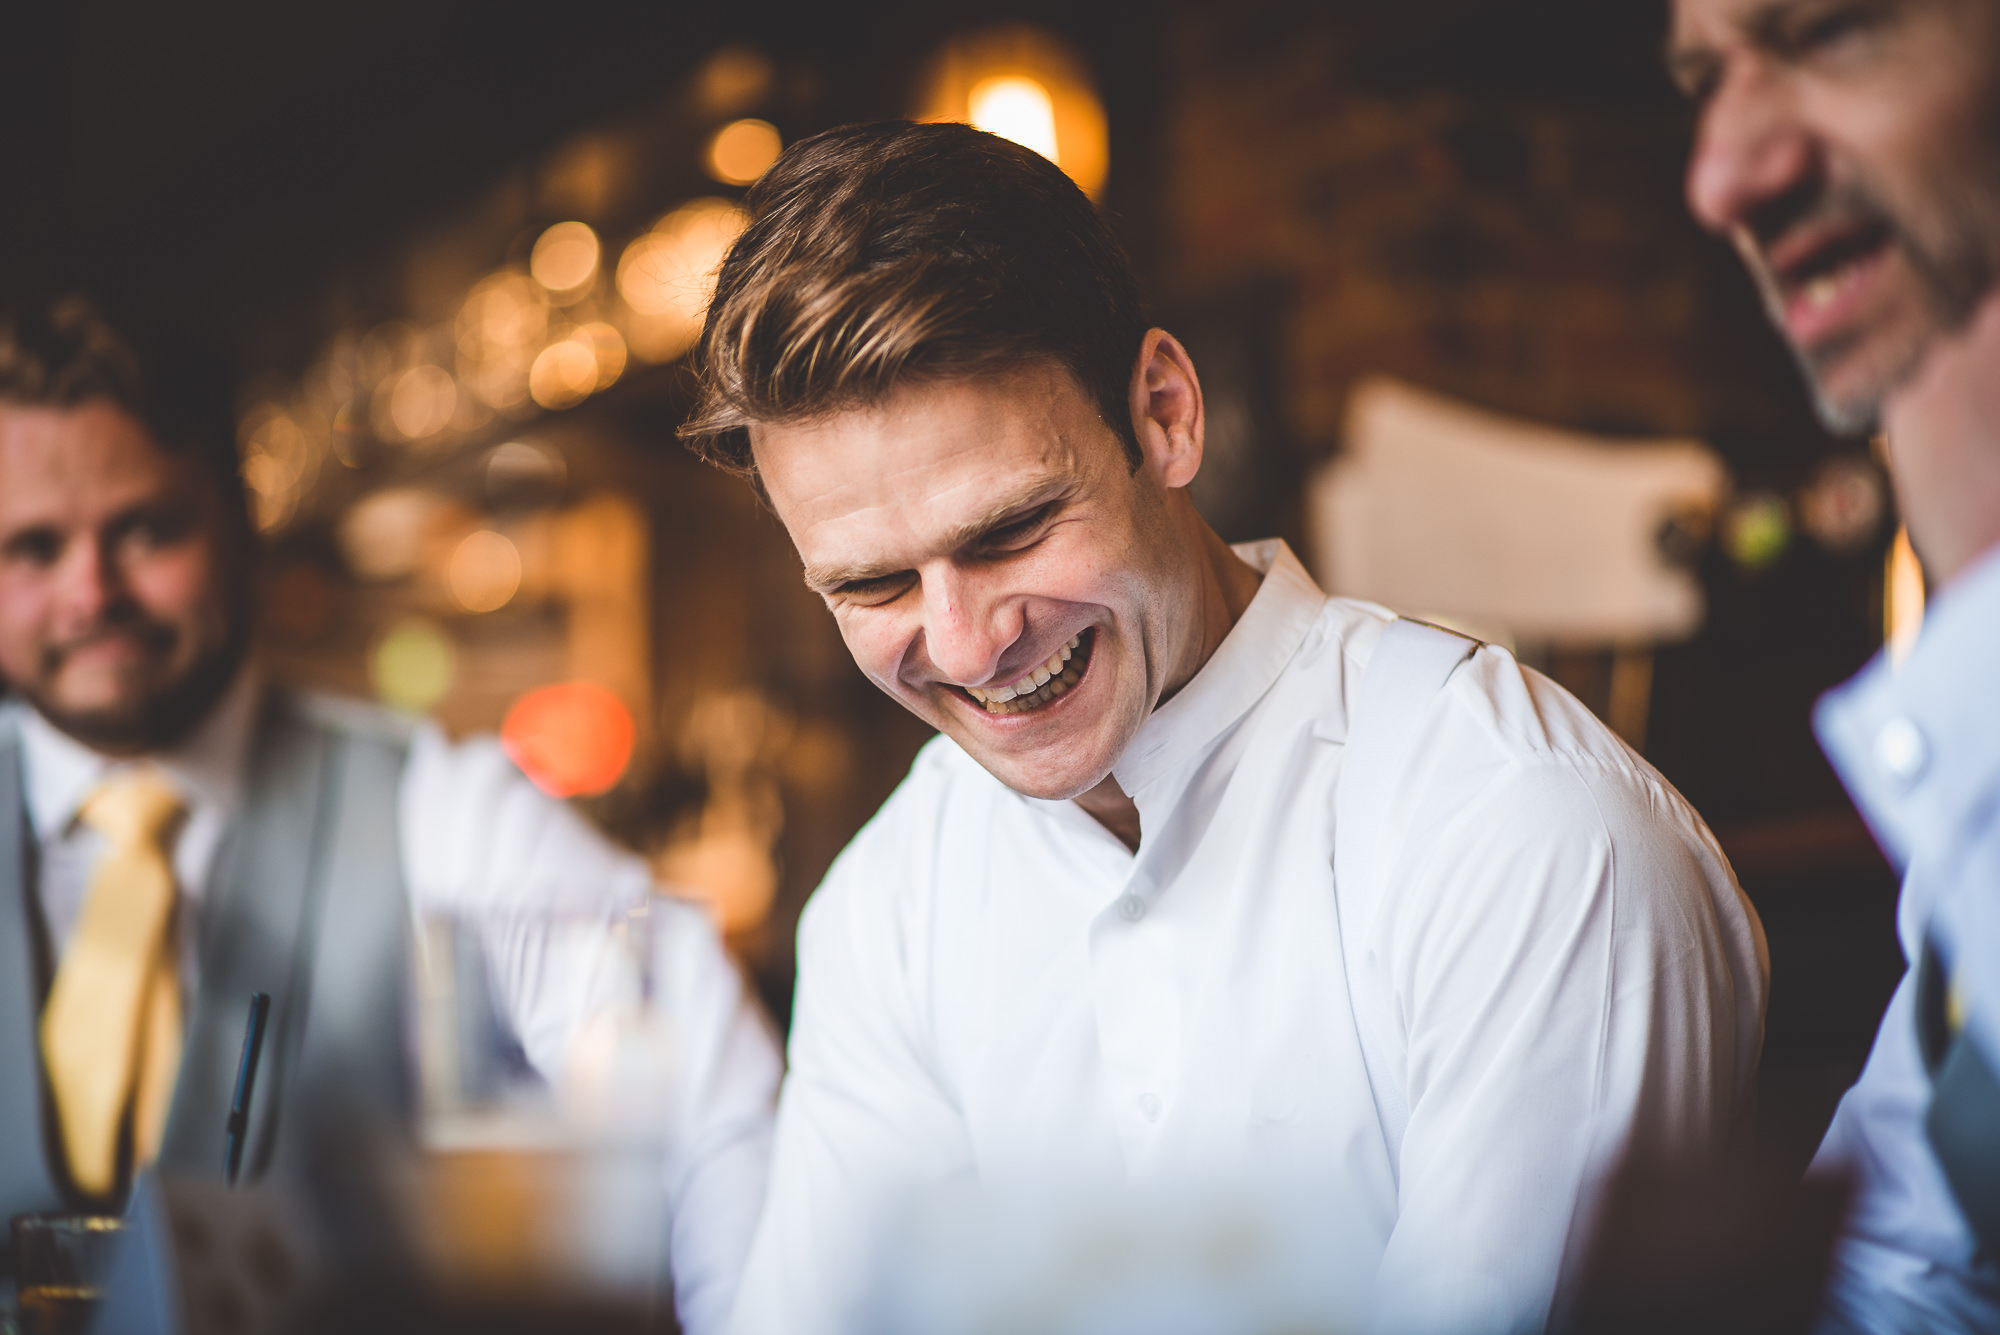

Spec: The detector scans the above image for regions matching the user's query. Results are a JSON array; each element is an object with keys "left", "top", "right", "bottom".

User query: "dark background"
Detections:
[{"left": 2, "top": 0, "right": 1902, "bottom": 1169}]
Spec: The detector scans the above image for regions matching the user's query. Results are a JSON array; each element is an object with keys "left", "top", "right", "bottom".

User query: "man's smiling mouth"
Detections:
[
  {"left": 961, "top": 630, "right": 1092, "bottom": 716},
  {"left": 1753, "top": 209, "right": 1899, "bottom": 351}
]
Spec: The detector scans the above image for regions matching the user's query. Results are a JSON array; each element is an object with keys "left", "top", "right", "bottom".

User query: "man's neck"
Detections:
[
  {"left": 1885, "top": 293, "right": 2000, "bottom": 587},
  {"left": 1072, "top": 519, "right": 1265, "bottom": 852}
]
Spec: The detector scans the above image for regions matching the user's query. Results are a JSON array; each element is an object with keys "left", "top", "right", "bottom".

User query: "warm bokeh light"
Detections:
[
  {"left": 240, "top": 409, "right": 316, "bottom": 532},
  {"left": 458, "top": 272, "right": 548, "bottom": 355},
  {"left": 387, "top": 364, "right": 458, "bottom": 441},
  {"left": 706, "top": 118, "right": 782, "bottom": 185},
  {"left": 340, "top": 488, "right": 449, "bottom": 582},
  {"left": 485, "top": 439, "right": 567, "bottom": 500},
  {"left": 456, "top": 272, "right": 548, "bottom": 410},
  {"left": 359, "top": 320, "right": 417, "bottom": 391},
  {"left": 657, "top": 813, "right": 778, "bottom": 935},
  {"left": 529, "top": 336, "right": 599, "bottom": 410},
  {"left": 501, "top": 681, "right": 636, "bottom": 797},
  {"left": 915, "top": 26, "right": 1110, "bottom": 196},
  {"left": 618, "top": 198, "right": 748, "bottom": 363},
  {"left": 573, "top": 321, "right": 628, "bottom": 389},
  {"left": 372, "top": 618, "right": 456, "bottom": 712},
  {"left": 530, "top": 221, "right": 601, "bottom": 296},
  {"left": 448, "top": 529, "right": 523, "bottom": 613},
  {"left": 968, "top": 77, "right": 1058, "bottom": 162},
  {"left": 1886, "top": 525, "right": 1925, "bottom": 666},
  {"left": 694, "top": 45, "right": 775, "bottom": 116}
]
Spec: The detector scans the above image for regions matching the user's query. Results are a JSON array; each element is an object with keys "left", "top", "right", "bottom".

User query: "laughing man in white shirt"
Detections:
[{"left": 681, "top": 121, "right": 1769, "bottom": 1335}]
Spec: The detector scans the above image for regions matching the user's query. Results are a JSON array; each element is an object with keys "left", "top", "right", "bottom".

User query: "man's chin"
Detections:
[
  {"left": 24, "top": 655, "right": 242, "bottom": 756},
  {"left": 947, "top": 733, "right": 1116, "bottom": 802},
  {"left": 1800, "top": 324, "right": 1934, "bottom": 437}
]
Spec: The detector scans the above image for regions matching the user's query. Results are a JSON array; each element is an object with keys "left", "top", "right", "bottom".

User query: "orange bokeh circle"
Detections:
[{"left": 502, "top": 681, "right": 635, "bottom": 797}]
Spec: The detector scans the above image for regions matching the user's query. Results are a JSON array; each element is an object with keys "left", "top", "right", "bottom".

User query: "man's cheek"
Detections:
[
  {"left": 0, "top": 623, "right": 39, "bottom": 688},
  {"left": 836, "top": 622, "right": 904, "bottom": 695},
  {"left": 131, "top": 548, "right": 218, "bottom": 631},
  {"left": 0, "top": 585, "right": 47, "bottom": 684}
]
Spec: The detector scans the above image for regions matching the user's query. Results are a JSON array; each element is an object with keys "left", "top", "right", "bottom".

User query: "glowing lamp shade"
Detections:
[
  {"left": 503, "top": 681, "right": 636, "bottom": 797},
  {"left": 915, "top": 25, "right": 1109, "bottom": 196},
  {"left": 968, "top": 77, "right": 1058, "bottom": 162}
]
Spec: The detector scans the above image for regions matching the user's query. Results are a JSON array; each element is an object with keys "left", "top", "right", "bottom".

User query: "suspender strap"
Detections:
[
  {"left": 1335, "top": 618, "right": 1480, "bottom": 912},
  {"left": 1334, "top": 618, "right": 1479, "bottom": 1157}
]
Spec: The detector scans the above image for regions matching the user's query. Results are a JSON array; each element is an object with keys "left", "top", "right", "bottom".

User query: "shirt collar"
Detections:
[
  {"left": 1112, "top": 539, "right": 1328, "bottom": 798},
  {"left": 1815, "top": 540, "right": 2000, "bottom": 875},
  {"left": 14, "top": 662, "right": 264, "bottom": 841}
]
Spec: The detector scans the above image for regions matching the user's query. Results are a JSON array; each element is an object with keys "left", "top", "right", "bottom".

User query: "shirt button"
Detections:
[
  {"left": 1117, "top": 895, "right": 1146, "bottom": 922},
  {"left": 1874, "top": 717, "right": 1929, "bottom": 787},
  {"left": 1137, "top": 1092, "right": 1162, "bottom": 1122}
]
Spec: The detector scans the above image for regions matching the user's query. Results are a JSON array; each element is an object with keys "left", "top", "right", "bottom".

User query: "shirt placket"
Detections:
[
  {"left": 1084, "top": 763, "right": 1202, "bottom": 1175},
  {"left": 1087, "top": 861, "right": 1180, "bottom": 1173}
]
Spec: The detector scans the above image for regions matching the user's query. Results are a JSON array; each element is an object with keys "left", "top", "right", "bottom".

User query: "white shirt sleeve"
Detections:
[
  {"left": 1371, "top": 749, "right": 1763, "bottom": 1335},
  {"left": 728, "top": 795, "right": 975, "bottom": 1335},
  {"left": 398, "top": 723, "right": 781, "bottom": 1335}
]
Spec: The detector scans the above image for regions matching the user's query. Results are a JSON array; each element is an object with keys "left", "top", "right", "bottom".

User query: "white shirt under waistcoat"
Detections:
[{"left": 731, "top": 539, "right": 1767, "bottom": 1335}]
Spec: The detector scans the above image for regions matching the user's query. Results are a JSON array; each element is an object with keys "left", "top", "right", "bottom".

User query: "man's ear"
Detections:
[{"left": 1127, "top": 328, "right": 1204, "bottom": 490}]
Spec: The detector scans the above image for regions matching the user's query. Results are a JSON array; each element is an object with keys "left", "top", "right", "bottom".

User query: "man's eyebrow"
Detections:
[
  {"left": 800, "top": 554, "right": 902, "bottom": 592},
  {"left": 1662, "top": 33, "right": 1721, "bottom": 92},
  {"left": 799, "top": 473, "right": 1071, "bottom": 593},
  {"left": 1663, "top": 0, "right": 1802, "bottom": 91}
]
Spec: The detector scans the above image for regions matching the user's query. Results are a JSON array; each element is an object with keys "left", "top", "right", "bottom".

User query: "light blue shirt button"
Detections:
[
  {"left": 1874, "top": 716, "right": 1929, "bottom": 787},
  {"left": 1137, "top": 1092, "right": 1162, "bottom": 1122},
  {"left": 1117, "top": 894, "right": 1146, "bottom": 922}
]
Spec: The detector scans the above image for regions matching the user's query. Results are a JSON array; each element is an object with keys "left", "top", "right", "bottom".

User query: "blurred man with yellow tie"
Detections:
[{"left": 0, "top": 299, "right": 778, "bottom": 1335}]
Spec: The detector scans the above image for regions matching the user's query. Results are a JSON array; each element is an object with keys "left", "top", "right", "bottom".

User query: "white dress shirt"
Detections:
[
  {"left": 731, "top": 540, "right": 1767, "bottom": 1335},
  {"left": 1811, "top": 544, "right": 2000, "bottom": 1335},
  {"left": 8, "top": 669, "right": 780, "bottom": 1335}
]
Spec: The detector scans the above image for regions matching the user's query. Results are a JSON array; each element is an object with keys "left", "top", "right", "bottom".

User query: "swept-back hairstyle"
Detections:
[{"left": 679, "top": 120, "right": 1147, "bottom": 475}]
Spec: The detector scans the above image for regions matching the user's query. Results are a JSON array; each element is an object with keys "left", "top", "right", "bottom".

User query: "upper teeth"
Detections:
[
  {"left": 1803, "top": 274, "right": 1841, "bottom": 309},
  {"left": 967, "top": 635, "right": 1082, "bottom": 703}
]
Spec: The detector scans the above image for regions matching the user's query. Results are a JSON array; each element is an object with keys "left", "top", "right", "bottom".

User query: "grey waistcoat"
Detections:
[{"left": 0, "top": 690, "right": 411, "bottom": 1226}]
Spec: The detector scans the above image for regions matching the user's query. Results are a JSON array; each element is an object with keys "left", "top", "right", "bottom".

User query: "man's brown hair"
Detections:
[
  {"left": 0, "top": 296, "right": 247, "bottom": 523},
  {"left": 680, "top": 120, "right": 1147, "bottom": 475}
]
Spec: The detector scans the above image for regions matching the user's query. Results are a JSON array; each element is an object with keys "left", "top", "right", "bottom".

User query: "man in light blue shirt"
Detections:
[{"left": 1666, "top": 0, "right": 2000, "bottom": 1329}]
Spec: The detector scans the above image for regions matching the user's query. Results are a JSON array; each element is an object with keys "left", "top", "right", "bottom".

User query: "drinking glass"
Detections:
[{"left": 10, "top": 1214, "right": 124, "bottom": 1335}]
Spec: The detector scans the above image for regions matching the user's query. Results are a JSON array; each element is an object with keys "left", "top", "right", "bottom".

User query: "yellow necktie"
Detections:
[{"left": 40, "top": 771, "right": 187, "bottom": 1198}]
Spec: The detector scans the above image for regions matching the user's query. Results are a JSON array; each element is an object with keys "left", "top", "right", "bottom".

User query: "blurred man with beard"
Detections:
[
  {"left": 0, "top": 299, "right": 778, "bottom": 1335},
  {"left": 1671, "top": 1, "right": 2000, "bottom": 1328}
]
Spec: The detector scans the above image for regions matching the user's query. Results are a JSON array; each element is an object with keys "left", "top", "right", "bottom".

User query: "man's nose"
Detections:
[
  {"left": 58, "top": 538, "right": 124, "bottom": 621},
  {"left": 917, "top": 564, "right": 1020, "bottom": 688},
  {"left": 1685, "top": 61, "right": 1817, "bottom": 238}
]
